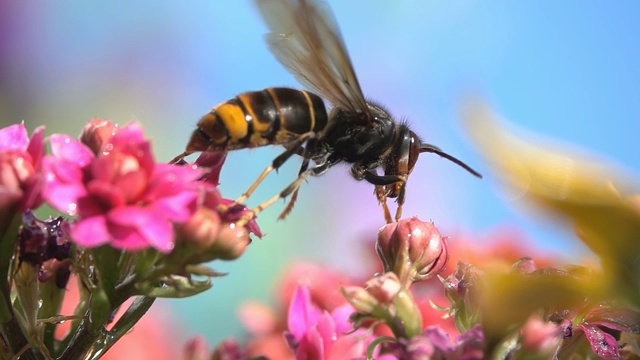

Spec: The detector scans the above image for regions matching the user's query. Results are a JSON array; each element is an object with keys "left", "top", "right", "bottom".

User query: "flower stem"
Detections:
[{"left": 0, "top": 212, "right": 36, "bottom": 359}]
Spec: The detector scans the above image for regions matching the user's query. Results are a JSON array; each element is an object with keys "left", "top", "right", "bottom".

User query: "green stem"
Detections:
[
  {"left": 0, "top": 314, "right": 37, "bottom": 360},
  {"left": 0, "top": 212, "right": 21, "bottom": 323},
  {"left": 56, "top": 314, "right": 101, "bottom": 360},
  {"left": 99, "top": 296, "right": 155, "bottom": 357},
  {"left": 0, "top": 212, "right": 36, "bottom": 359}
]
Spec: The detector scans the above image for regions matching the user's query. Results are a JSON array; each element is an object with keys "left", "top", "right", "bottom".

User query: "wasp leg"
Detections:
[
  {"left": 169, "top": 150, "right": 194, "bottom": 164},
  {"left": 394, "top": 182, "right": 407, "bottom": 222},
  {"left": 278, "top": 138, "right": 317, "bottom": 220},
  {"left": 276, "top": 158, "right": 310, "bottom": 220},
  {"left": 230, "top": 132, "right": 317, "bottom": 209},
  {"left": 374, "top": 185, "right": 393, "bottom": 224},
  {"left": 363, "top": 170, "right": 407, "bottom": 223},
  {"left": 237, "top": 160, "right": 331, "bottom": 226}
]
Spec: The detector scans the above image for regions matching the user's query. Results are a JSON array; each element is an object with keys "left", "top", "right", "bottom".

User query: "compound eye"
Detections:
[{"left": 406, "top": 132, "right": 421, "bottom": 174}]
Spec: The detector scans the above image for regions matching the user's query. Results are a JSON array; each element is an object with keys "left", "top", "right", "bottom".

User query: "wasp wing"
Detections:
[{"left": 255, "top": 0, "right": 371, "bottom": 121}]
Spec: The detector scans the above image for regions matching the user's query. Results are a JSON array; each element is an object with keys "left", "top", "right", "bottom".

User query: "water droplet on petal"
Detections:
[{"left": 68, "top": 203, "right": 77, "bottom": 216}]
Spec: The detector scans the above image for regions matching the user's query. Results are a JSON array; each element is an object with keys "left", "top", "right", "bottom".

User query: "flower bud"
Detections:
[
  {"left": 365, "top": 271, "right": 403, "bottom": 305},
  {"left": 183, "top": 336, "right": 210, "bottom": 360},
  {"left": 376, "top": 216, "right": 448, "bottom": 286},
  {"left": 178, "top": 207, "right": 222, "bottom": 249},
  {"left": 342, "top": 272, "right": 423, "bottom": 338},
  {"left": 211, "top": 338, "right": 245, "bottom": 360},
  {"left": 341, "top": 285, "right": 379, "bottom": 314},
  {"left": 442, "top": 262, "right": 483, "bottom": 331},
  {"left": 79, "top": 118, "right": 118, "bottom": 155},
  {"left": 213, "top": 223, "right": 250, "bottom": 260},
  {"left": 520, "top": 315, "right": 561, "bottom": 355},
  {"left": 39, "top": 258, "right": 72, "bottom": 288}
]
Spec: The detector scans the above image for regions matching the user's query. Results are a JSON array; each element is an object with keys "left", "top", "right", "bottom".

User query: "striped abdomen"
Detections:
[{"left": 185, "top": 87, "right": 328, "bottom": 153}]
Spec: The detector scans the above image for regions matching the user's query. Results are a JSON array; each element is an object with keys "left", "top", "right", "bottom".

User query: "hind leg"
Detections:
[
  {"left": 229, "top": 132, "right": 316, "bottom": 208},
  {"left": 236, "top": 160, "right": 330, "bottom": 226}
]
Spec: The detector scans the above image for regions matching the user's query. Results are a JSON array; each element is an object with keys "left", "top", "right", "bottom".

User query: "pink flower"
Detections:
[
  {"left": 43, "top": 122, "right": 201, "bottom": 252},
  {"left": 0, "top": 123, "right": 45, "bottom": 213},
  {"left": 285, "top": 286, "right": 372, "bottom": 360},
  {"left": 184, "top": 151, "right": 262, "bottom": 239}
]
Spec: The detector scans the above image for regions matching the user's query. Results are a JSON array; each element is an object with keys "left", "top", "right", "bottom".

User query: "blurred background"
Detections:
[{"left": 2, "top": 0, "right": 639, "bottom": 350}]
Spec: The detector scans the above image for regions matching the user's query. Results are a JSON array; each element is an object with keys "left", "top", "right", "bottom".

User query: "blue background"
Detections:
[{"left": 2, "top": 0, "right": 639, "bottom": 347}]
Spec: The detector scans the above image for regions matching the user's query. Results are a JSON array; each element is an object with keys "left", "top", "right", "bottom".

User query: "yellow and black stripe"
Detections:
[{"left": 190, "top": 87, "right": 328, "bottom": 152}]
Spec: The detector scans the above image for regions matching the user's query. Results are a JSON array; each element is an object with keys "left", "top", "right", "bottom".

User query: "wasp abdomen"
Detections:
[{"left": 191, "top": 87, "right": 327, "bottom": 152}]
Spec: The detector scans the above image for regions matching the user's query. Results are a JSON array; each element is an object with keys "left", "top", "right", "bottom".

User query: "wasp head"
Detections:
[{"left": 381, "top": 127, "right": 421, "bottom": 198}]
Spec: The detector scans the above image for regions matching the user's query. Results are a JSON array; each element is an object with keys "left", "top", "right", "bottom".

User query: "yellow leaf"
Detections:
[{"left": 462, "top": 100, "right": 640, "bottom": 305}]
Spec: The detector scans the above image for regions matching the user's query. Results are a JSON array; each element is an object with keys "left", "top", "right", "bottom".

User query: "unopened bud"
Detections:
[
  {"left": 79, "top": 118, "right": 118, "bottom": 155},
  {"left": 520, "top": 315, "right": 561, "bottom": 355},
  {"left": 343, "top": 272, "right": 423, "bottom": 338},
  {"left": 211, "top": 338, "right": 245, "bottom": 360},
  {"left": 183, "top": 336, "right": 210, "bottom": 360},
  {"left": 365, "top": 271, "right": 403, "bottom": 304},
  {"left": 376, "top": 216, "right": 448, "bottom": 286},
  {"left": 178, "top": 207, "right": 222, "bottom": 249},
  {"left": 39, "top": 258, "right": 72, "bottom": 289},
  {"left": 341, "top": 285, "right": 379, "bottom": 314},
  {"left": 442, "top": 262, "right": 483, "bottom": 331},
  {"left": 213, "top": 223, "right": 250, "bottom": 260}
]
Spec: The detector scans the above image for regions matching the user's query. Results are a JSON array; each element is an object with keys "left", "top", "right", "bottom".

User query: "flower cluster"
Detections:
[
  {"left": 0, "top": 120, "right": 261, "bottom": 359},
  {"left": 189, "top": 216, "right": 640, "bottom": 360},
  {"left": 3, "top": 117, "right": 640, "bottom": 360}
]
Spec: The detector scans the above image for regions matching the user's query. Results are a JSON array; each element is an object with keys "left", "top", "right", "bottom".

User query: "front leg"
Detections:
[
  {"left": 361, "top": 168, "right": 406, "bottom": 223},
  {"left": 375, "top": 185, "right": 393, "bottom": 224}
]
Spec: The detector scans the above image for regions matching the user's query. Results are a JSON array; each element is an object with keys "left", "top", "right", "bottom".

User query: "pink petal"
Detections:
[
  {"left": 194, "top": 151, "right": 227, "bottom": 185},
  {"left": 113, "top": 170, "right": 148, "bottom": 202},
  {"left": 584, "top": 307, "right": 640, "bottom": 333},
  {"left": 49, "top": 134, "right": 94, "bottom": 167},
  {"left": 44, "top": 157, "right": 84, "bottom": 184},
  {"left": 146, "top": 163, "right": 202, "bottom": 198},
  {"left": 328, "top": 335, "right": 367, "bottom": 360},
  {"left": 108, "top": 206, "right": 175, "bottom": 253},
  {"left": 110, "top": 122, "right": 145, "bottom": 145},
  {"left": 298, "top": 328, "right": 324, "bottom": 360},
  {"left": 26, "top": 126, "right": 45, "bottom": 169},
  {"left": 43, "top": 179, "right": 87, "bottom": 215},
  {"left": 331, "top": 304, "right": 355, "bottom": 334},
  {"left": 0, "top": 124, "right": 29, "bottom": 151},
  {"left": 109, "top": 225, "right": 151, "bottom": 251},
  {"left": 20, "top": 174, "right": 44, "bottom": 211},
  {"left": 580, "top": 324, "right": 622, "bottom": 359},
  {"left": 149, "top": 191, "right": 198, "bottom": 222},
  {"left": 85, "top": 179, "right": 126, "bottom": 209},
  {"left": 0, "top": 187, "right": 23, "bottom": 210},
  {"left": 314, "top": 313, "right": 337, "bottom": 355},
  {"left": 71, "top": 216, "right": 111, "bottom": 247},
  {"left": 109, "top": 124, "right": 155, "bottom": 171},
  {"left": 288, "top": 286, "right": 322, "bottom": 339}
]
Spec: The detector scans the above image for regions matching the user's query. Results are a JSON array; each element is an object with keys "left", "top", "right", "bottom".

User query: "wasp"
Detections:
[{"left": 171, "top": 0, "right": 481, "bottom": 224}]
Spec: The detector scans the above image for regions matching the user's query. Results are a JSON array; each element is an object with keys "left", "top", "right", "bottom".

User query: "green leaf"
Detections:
[{"left": 137, "top": 276, "right": 212, "bottom": 298}]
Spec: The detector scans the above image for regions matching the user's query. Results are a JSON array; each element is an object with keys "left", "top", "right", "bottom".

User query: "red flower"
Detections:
[{"left": 43, "top": 122, "right": 202, "bottom": 252}]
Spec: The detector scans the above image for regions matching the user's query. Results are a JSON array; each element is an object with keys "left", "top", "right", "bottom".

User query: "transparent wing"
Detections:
[{"left": 255, "top": 0, "right": 371, "bottom": 120}]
